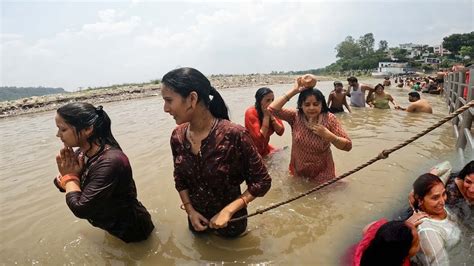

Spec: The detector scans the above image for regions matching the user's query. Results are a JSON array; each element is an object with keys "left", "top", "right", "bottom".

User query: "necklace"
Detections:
[{"left": 187, "top": 118, "right": 218, "bottom": 146}]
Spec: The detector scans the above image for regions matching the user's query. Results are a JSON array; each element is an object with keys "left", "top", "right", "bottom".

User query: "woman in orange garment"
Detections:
[{"left": 245, "top": 87, "right": 285, "bottom": 157}]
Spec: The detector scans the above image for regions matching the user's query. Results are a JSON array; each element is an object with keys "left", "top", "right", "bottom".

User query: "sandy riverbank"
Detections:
[{"left": 0, "top": 74, "right": 336, "bottom": 118}]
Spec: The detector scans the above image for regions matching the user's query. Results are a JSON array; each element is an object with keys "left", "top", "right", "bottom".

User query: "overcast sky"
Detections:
[{"left": 1, "top": 0, "right": 473, "bottom": 91}]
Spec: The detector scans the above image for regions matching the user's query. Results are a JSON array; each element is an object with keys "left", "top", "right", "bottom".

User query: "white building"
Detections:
[
  {"left": 399, "top": 43, "right": 424, "bottom": 58},
  {"left": 372, "top": 62, "right": 408, "bottom": 77},
  {"left": 433, "top": 44, "right": 451, "bottom": 56}
]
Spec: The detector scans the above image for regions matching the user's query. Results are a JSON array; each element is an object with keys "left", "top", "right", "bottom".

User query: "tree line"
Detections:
[
  {"left": 273, "top": 32, "right": 473, "bottom": 75},
  {"left": 0, "top": 87, "right": 66, "bottom": 101}
]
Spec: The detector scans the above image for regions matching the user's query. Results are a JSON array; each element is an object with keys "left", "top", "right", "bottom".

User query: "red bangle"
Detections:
[
  {"left": 239, "top": 196, "right": 248, "bottom": 207},
  {"left": 60, "top": 174, "right": 80, "bottom": 189}
]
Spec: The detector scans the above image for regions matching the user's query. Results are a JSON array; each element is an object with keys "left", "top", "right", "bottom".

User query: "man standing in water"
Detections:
[
  {"left": 346, "top": 77, "right": 374, "bottom": 107},
  {"left": 328, "top": 81, "right": 352, "bottom": 113},
  {"left": 395, "top": 92, "right": 433, "bottom": 113}
]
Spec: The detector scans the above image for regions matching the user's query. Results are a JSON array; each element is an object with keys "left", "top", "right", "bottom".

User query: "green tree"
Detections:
[
  {"left": 358, "top": 33, "right": 375, "bottom": 56},
  {"left": 442, "top": 32, "right": 474, "bottom": 55},
  {"left": 392, "top": 48, "right": 409, "bottom": 61},
  {"left": 335, "top": 36, "right": 361, "bottom": 59},
  {"left": 378, "top": 40, "right": 388, "bottom": 52},
  {"left": 459, "top": 45, "right": 474, "bottom": 58}
]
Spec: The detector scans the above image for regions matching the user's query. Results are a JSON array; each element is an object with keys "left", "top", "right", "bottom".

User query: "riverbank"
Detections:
[{"left": 0, "top": 74, "right": 338, "bottom": 118}]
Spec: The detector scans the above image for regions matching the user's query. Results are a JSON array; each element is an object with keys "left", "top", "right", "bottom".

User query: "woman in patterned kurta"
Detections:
[
  {"left": 268, "top": 75, "right": 352, "bottom": 183},
  {"left": 162, "top": 67, "right": 271, "bottom": 237}
]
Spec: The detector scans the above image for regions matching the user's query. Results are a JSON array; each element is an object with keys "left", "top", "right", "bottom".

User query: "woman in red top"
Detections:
[{"left": 245, "top": 87, "right": 285, "bottom": 157}]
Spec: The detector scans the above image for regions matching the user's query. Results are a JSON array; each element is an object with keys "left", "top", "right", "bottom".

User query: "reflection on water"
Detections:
[{"left": 0, "top": 81, "right": 470, "bottom": 264}]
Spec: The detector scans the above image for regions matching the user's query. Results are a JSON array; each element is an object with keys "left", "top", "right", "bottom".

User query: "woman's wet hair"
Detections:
[
  {"left": 458, "top": 160, "right": 474, "bottom": 180},
  {"left": 297, "top": 88, "right": 329, "bottom": 114},
  {"left": 161, "top": 67, "right": 229, "bottom": 120},
  {"left": 374, "top": 83, "right": 384, "bottom": 91},
  {"left": 254, "top": 87, "right": 273, "bottom": 124},
  {"left": 412, "top": 173, "right": 443, "bottom": 211},
  {"left": 57, "top": 102, "right": 121, "bottom": 151},
  {"left": 360, "top": 221, "right": 414, "bottom": 266}
]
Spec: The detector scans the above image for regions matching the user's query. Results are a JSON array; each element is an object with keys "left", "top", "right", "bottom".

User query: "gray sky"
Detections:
[{"left": 1, "top": 0, "right": 473, "bottom": 91}]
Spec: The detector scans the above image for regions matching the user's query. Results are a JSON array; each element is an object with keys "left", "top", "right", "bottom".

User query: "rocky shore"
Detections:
[{"left": 0, "top": 74, "right": 334, "bottom": 118}]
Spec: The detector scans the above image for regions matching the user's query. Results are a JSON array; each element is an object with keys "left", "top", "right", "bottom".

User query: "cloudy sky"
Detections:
[{"left": 1, "top": 0, "right": 473, "bottom": 91}]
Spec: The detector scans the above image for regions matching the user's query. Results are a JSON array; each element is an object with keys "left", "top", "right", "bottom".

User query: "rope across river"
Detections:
[{"left": 230, "top": 100, "right": 474, "bottom": 222}]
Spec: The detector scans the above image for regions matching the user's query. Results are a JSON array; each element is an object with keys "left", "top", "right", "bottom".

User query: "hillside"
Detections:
[{"left": 0, "top": 87, "right": 66, "bottom": 101}]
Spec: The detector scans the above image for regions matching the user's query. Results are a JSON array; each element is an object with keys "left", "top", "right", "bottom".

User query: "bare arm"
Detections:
[
  {"left": 327, "top": 93, "right": 333, "bottom": 107},
  {"left": 269, "top": 78, "right": 302, "bottom": 111},
  {"left": 270, "top": 116, "right": 285, "bottom": 135},
  {"left": 343, "top": 95, "right": 352, "bottom": 113},
  {"left": 260, "top": 114, "right": 271, "bottom": 137},
  {"left": 388, "top": 94, "right": 399, "bottom": 108},
  {"left": 209, "top": 190, "right": 255, "bottom": 229}
]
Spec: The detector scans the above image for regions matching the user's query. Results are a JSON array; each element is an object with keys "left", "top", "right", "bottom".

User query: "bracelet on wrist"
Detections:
[
  {"left": 180, "top": 202, "right": 192, "bottom": 210},
  {"left": 283, "top": 93, "right": 291, "bottom": 102},
  {"left": 239, "top": 196, "right": 248, "bottom": 207},
  {"left": 60, "top": 174, "right": 80, "bottom": 189}
]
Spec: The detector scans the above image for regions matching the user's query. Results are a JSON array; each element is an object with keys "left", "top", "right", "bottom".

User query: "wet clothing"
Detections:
[
  {"left": 412, "top": 84, "right": 421, "bottom": 91},
  {"left": 244, "top": 106, "right": 284, "bottom": 157},
  {"left": 415, "top": 209, "right": 461, "bottom": 266},
  {"left": 445, "top": 173, "right": 473, "bottom": 230},
  {"left": 170, "top": 119, "right": 271, "bottom": 237},
  {"left": 329, "top": 106, "right": 345, "bottom": 113},
  {"left": 348, "top": 219, "right": 410, "bottom": 266},
  {"left": 269, "top": 107, "right": 352, "bottom": 183},
  {"left": 187, "top": 208, "right": 248, "bottom": 237},
  {"left": 350, "top": 86, "right": 366, "bottom": 107},
  {"left": 371, "top": 94, "right": 392, "bottom": 109},
  {"left": 56, "top": 147, "right": 154, "bottom": 243}
]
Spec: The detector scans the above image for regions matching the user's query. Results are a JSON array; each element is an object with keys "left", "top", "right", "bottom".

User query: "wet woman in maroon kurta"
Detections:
[
  {"left": 162, "top": 67, "right": 271, "bottom": 237},
  {"left": 53, "top": 103, "right": 154, "bottom": 243}
]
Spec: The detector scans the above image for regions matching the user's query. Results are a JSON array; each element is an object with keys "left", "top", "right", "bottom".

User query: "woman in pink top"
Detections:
[{"left": 268, "top": 75, "right": 352, "bottom": 183}]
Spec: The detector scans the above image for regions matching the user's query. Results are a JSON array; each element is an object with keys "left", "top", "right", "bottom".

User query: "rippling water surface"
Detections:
[{"left": 0, "top": 80, "right": 469, "bottom": 264}]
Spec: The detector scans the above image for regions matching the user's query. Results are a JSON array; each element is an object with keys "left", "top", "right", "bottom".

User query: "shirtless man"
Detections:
[
  {"left": 346, "top": 76, "right": 374, "bottom": 107},
  {"left": 328, "top": 81, "right": 352, "bottom": 113},
  {"left": 395, "top": 92, "right": 433, "bottom": 113}
]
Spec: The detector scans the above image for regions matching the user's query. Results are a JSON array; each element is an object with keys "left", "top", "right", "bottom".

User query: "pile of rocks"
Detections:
[{"left": 1, "top": 74, "right": 332, "bottom": 118}]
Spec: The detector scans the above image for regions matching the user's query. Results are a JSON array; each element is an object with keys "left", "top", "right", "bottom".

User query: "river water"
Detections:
[{"left": 0, "top": 80, "right": 470, "bottom": 265}]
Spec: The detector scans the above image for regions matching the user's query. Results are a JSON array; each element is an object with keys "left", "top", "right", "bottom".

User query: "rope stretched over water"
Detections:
[{"left": 230, "top": 100, "right": 474, "bottom": 222}]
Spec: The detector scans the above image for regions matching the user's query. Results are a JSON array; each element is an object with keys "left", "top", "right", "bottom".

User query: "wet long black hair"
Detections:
[
  {"left": 412, "top": 173, "right": 444, "bottom": 211},
  {"left": 57, "top": 102, "right": 121, "bottom": 151},
  {"left": 161, "top": 67, "right": 230, "bottom": 120},
  {"left": 458, "top": 160, "right": 474, "bottom": 181},
  {"left": 254, "top": 87, "right": 273, "bottom": 125},
  {"left": 360, "top": 221, "right": 414, "bottom": 266},
  {"left": 297, "top": 88, "right": 330, "bottom": 115}
]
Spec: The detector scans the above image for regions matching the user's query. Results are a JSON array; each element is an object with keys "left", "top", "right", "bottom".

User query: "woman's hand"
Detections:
[
  {"left": 188, "top": 209, "right": 209, "bottom": 231},
  {"left": 209, "top": 208, "right": 233, "bottom": 229},
  {"left": 56, "top": 147, "right": 84, "bottom": 176},
  {"left": 406, "top": 211, "right": 428, "bottom": 227},
  {"left": 310, "top": 124, "right": 334, "bottom": 141}
]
